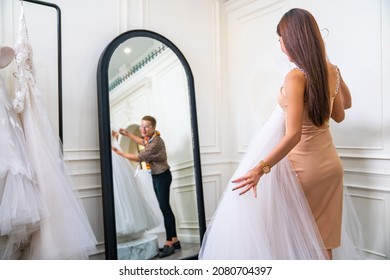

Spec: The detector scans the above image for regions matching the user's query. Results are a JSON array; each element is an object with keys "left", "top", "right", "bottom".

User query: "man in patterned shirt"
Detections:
[{"left": 114, "top": 115, "right": 180, "bottom": 258}]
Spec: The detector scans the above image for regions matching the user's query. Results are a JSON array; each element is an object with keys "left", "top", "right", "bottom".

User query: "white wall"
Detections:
[{"left": 1, "top": 0, "right": 389, "bottom": 260}]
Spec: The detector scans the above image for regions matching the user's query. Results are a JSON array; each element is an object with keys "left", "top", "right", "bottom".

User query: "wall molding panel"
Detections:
[
  {"left": 197, "top": 0, "right": 223, "bottom": 154},
  {"left": 224, "top": 0, "right": 289, "bottom": 155},
  {"left": 200, "top": 171, "right": 224, "bottom": 223},
  {"left": 345, "top": 185, "right": 389, "bottom": 259}
]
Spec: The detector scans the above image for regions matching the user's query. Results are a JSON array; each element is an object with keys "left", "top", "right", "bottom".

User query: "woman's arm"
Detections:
[
  {"left": 339, "top": 73, "right": 351, "bottom": 109},
  {"left": 331, "top": 87, "right": 345, "bottom": 123},
  {"left": 119, "top": 128, "right": 144, "bottom": 145},
  {"left": 331, "top": 68, "right": 351, "bottom": 122},
  {"left": 232, "top": 69, "right": 306, "bottom": 196}
]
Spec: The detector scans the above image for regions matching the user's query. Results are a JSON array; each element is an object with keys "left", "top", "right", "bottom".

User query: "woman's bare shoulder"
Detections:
[
  {"left": 284, "top": 68, "right": 306, "bottom": 84},
  {"left": 283, "top": 68, "right": 306, "bottom": 99}
]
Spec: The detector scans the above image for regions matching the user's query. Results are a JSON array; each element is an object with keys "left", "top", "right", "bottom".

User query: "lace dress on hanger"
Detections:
[
  {"left": 13, "top": 7, "right": 97, "bottom": 259},
  {"left": 111, "top": 134, "right": 160, "bottom": 240},
  {"left": 0, "top": 75, "right": 48, "bottom": 260}
]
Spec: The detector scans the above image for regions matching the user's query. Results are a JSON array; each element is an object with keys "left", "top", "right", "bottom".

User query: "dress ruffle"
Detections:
[
  {"left": 111, "top": 140, "right": 160, "bottom": 239},
  {"left": 1, "top": 76, "right": 48, "bottom": 260}
]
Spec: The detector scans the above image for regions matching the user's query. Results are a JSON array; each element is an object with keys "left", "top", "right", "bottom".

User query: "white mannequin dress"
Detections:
[
  {"left": 12, "top": 7, "right": 97, "bottom": 259},
  {"left": 111, "top": 136, "right": 159, "bottom": 240}
]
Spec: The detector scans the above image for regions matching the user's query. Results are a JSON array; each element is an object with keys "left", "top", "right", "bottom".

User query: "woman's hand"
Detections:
[{"left": 232, "top": 167, "right": 262, "bottom": 197}]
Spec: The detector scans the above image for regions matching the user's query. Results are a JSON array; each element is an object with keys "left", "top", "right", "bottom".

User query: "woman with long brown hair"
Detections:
[{"left": 199, "top": 8, "right": 361, "bottom": 260}]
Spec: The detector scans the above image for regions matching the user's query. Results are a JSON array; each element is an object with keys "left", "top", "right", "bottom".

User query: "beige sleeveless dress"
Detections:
[{"left": 278, "top": 68, "right": 343, "bottom": 249}]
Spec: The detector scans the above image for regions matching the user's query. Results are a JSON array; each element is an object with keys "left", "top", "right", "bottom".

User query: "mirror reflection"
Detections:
[{"left": 106, "top": 35, "right": 201, "bottom": 260}]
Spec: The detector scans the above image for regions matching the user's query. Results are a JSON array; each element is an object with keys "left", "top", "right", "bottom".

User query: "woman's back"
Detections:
[{"left": 279, "top": 64, "right": 344, "bottom": 250}]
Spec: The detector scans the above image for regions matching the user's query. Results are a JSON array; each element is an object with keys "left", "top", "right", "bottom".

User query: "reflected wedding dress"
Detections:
[
  {"left": 111, "top": 135, "right": 159, "bottom": 240},
  {"left": 12, "top": 7, "right": 97, "bottom": 259}
]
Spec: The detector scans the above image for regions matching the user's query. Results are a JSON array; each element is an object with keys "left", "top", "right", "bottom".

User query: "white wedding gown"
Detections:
[
  {"left": 134, "top": 167, "right": 165, "bottom": 233},
  {"left": 12, "top": 7, "right": 97, "bottom": 259},
  {"left": 199, "top": 105, "right": 364, "bottom": 260},
  {"left": 0, "top": 75, "right": 48, "bottom": 259},
  {"left": 111, "top": 137, "right": 160, "bottom": 240}
]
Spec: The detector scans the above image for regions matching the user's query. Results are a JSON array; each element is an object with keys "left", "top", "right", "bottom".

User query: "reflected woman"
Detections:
[{"left": 113, "top": 115, "right": 180, "bottom": 258}]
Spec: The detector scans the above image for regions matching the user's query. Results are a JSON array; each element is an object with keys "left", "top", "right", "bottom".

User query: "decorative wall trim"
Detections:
[
  {"left": 173, "top": 185, "right": 199, "bottom": 228},
  {"left": 110, "top": 77, "right": 151, "bottom": 107},
  {"left": 199, "top": 0, "right": 223, "bottom": 154},
  {"left": 88, "top": 242, "right": 106, "bottom": 260},
  {"left": 170, "top": 160, "right": 194, "bottom": 171},
  {"left": 119, "top": 0, "right": 128, "bottom": 33},
  {"left": 63, "top": 148, "right": 101, "bottom": 161},
  {"left": 363, "top": 249, "right": 387, "bottom": 259},
  {"left": 172, "top": 174, "right": 196, "bottom": 184},
  {"left": 109, "top": 43, "right": 168, "bottom": 91},
  {"left": 344, "top": 167, "right": 390, "bottom": 178},
  {"left": 340, "top": 153, "right": 390, "bottom": 160},
  {"left": 75, "top": 185, "right": 102, "bottom": 199},
  {"left": 224, "top": 0, "right": 283, "bottom": 12},
  {"left": 62, "top": 149, "right": 102, "bottom": 199},
  {"left": 201, "top": 171, "right": 223, "bottom": 222},
  {"left": 345, "top": 189, "right": 388, "bottom": 200},
  {"left": 119, "top": 0, "right": 150, "bottom": 31},
  {"left": 345, "top": 182, "right": 390, "bottom": 194},
  {"left": 342, "top": 190, "right": 388, "bottom": 259}
]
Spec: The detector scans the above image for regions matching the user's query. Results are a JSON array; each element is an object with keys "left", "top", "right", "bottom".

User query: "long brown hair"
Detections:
[{"left": 277, "top": 8, "right": 329, "bottom": 127}]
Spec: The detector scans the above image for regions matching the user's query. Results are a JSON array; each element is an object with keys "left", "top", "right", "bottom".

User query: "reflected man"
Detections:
[{"left": 113, "top": 115, "right": 181, "bottom": 258}]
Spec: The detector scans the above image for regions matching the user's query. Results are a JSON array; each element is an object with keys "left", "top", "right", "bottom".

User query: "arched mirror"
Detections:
[{"left": 97, "top": 30, "right": 205, "bottom": 260}]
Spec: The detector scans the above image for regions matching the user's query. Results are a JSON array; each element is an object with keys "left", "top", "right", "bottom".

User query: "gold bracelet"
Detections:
[{"left": 259, "top": 160, "right": 271, "bottom": 174}]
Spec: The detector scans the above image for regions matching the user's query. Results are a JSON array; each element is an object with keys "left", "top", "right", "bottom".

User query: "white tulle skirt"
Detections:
[
  {"left": 112, "top": 151, "right": 159, "bottom": 240},
  {"left": 19, "top": 91, "right": 97, "bottom": 260},
  {"left": 199, "top": 105, "right": 364, "bottom": 260},
  {"left": 0, "top": 77, "right": 48, "bottom": 259},
  {"left": 11, "top": 7, "right": 97, "bottom": 259},
  {"left": 134, "top": 168, "right": 165, "bottom": 233}
]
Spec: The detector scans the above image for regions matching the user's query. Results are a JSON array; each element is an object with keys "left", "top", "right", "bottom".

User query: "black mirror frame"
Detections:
[{"left": 97, "top": 29, "right": 206, "bottom": 260}]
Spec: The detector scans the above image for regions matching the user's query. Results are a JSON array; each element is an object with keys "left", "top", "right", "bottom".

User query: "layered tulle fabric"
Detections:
[
  {"left": 0, "top": 76, "right": 48, "bottom": 259},
  {"left": 12, "top": 7, "right": 97, "bottom": 259},
  {"left": 134, "top": 168, "right": 165, "bottom": 233},
  {"left": 199, "top": 105, "right": 364, "bottom": 260},
  {"left": 333, "top": 192, "right": 365, "bottom": 259},
  {"left": 111, "top": 139, "right": 159, "bottom": 240}
]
